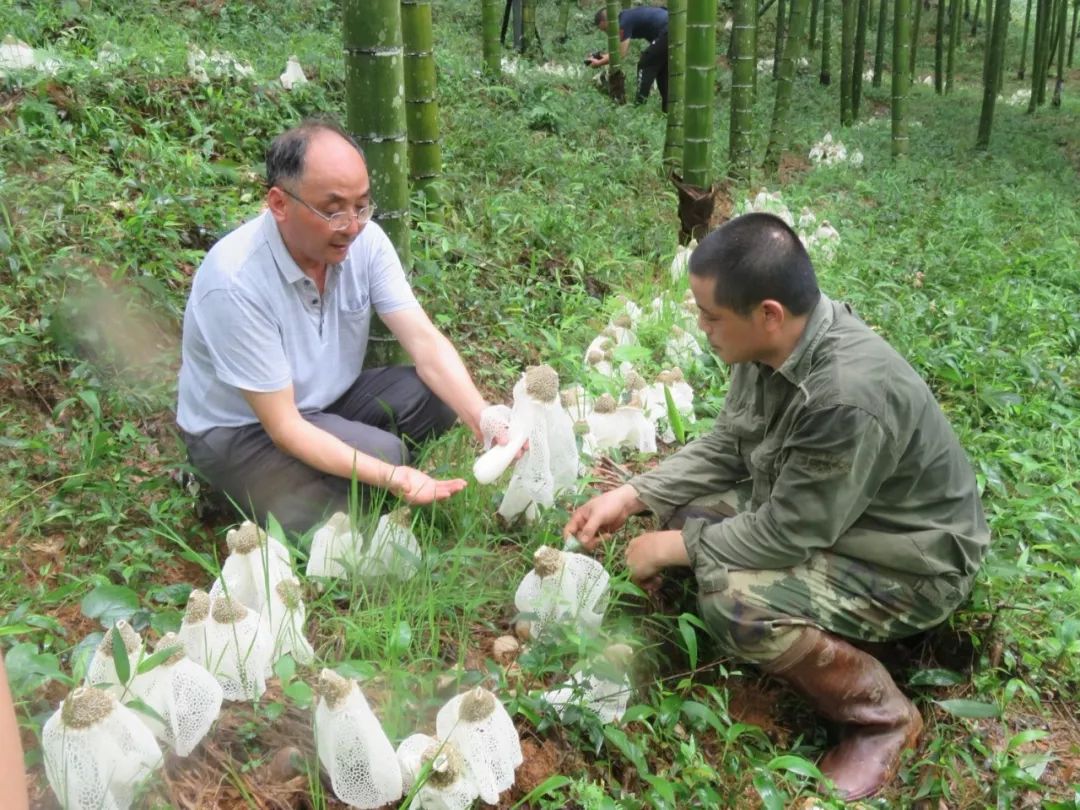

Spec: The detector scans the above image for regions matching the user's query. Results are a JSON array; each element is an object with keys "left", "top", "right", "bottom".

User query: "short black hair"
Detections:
[
  {"left": 594, "top": 8, "right": 607, "bottom": 26},
  {"left": 265, "top": 118, "right": 364, "bottom": 189},
  {"left": 689, "top": 213, "right": 821, "bottom": 316}
]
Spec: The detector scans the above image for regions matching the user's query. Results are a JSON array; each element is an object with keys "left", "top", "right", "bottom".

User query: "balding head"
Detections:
[{"left": 265, "top": 119, "right": 365, "bottom": 190}]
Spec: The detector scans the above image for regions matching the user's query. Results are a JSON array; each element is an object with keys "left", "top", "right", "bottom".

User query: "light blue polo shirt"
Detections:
[{"left": 177, "top": 211, "right": 418, "bottom": 434}]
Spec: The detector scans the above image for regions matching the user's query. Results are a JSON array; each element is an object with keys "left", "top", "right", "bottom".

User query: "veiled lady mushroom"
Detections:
[
  {"left": 126, "top": 634, "right": 224, "bottom": 756},
  {"left": 664, "top": 325, "right": 705, "bottom": 367},
  {"left": 314, "top": 669, "right": 403, "bottom": 809},
  {"left": 259, "top": 578, "right": 315, "bottom": 666},
  {"left": 209, "top": 521, "right": 294, "bottom": 613},
  {"left": 435, "top": 687, "right": 522, "bottom": 805},
  {"left": 397, "top": 733, "right": 480, "bottom": 810},
  {"left": 307, "top": 510, "right": 420, "bottom": 581},
  {"left": 177, "top": 588, "right": 211, "bottom": 664},
  {"left": 541, "top": 643, "right": 634, "bottom": 724},
  {"left": 582, "top": 393, "right": 657, "bottom": 456},
  {"left": 476, "top": 366, "right": 577, "bottom": 523},
  {"left": 199, "top": 596, "right": 272, "bottom": 701},
  {"left": 641, "top": 368, "right": 697, "bottom": 443},
  {"left": 42, "top": 686, "right": 162, "bottom": 810},
  {"left": 85, "top": 621, "right": 143, "bottom": 692},
  {"left": 513, "top": 545, "right": 609, "bottom": 640}
]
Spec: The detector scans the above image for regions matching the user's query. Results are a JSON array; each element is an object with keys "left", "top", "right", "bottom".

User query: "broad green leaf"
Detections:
[
  {"left": 908, "top": 667, "right": 966, "bottom": 687},
  {"left": 284, "top": 680, "right": 313, "bottom": 708},
  {"left": 766, "top": 754, "right": 824, "bottom": 779},
  {"left": 642, "top": 774, "right": 677, "bottom": 806},
  {"left": 136, "top": 645, "right": 183, "bottom": 675},
  {"left": 81, "top": 584, "right": 140, "bottom": 627},
  {"left": 510, "top": 775, "right": 572, "bottom": 808},
  {"left": 111, "top": 624, "right": 131, "bottom": 685},
  {"left": 0, "top": 624, "right": 42, "bottom": 638},
  {"left": 663, "top": 384, "right": 686, "bottom": 444},
  {"left": 274, "top": 655, "right": 296, "bottom": 682},
  {"left": 679, "top": 700, "right": 724, "bottom": 734},
  {"left": 1006, "top": 728, "right": 1049, "bottom": 751},
  {"left": 933, "top": 698, "right": 1001, "bottom": 719},
  {"left": 387, "top": 621, "right": 413, "bottom": 656},
  {"left": 752, "top": 772, "right": 786, "bottom": 810},
  {"left": 677, "top": 613, "right": 699, "bottom": 669}
]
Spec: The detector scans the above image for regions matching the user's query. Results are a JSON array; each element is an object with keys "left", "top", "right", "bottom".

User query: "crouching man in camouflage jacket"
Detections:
[{"left": 565, "top": 212, "right": 989, "bottom": 800}]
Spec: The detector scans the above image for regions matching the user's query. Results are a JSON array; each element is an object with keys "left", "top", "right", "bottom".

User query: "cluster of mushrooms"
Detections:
[{"left": 41, "top": 286, "right": 706, "bottom": 809}]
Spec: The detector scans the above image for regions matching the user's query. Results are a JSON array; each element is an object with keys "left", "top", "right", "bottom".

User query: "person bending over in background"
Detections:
[
  {"left": 177, "top": 119, "right": 499, "bottom": 534},
  {"left": 587, "top": 5, "right": 670, "bottom": 112},
  {"left": 565, "top": 213, "right": 989, "bottom": 800}
]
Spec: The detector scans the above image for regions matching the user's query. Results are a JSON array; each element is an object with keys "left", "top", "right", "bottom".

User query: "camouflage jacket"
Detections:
[{"left": 631, "top": 295, "right": 990, "bottom": 581}]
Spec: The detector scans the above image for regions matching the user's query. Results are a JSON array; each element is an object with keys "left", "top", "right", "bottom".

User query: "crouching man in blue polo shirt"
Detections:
[{"left": 177, "top": 119, "right": 496, "bottom": 533}]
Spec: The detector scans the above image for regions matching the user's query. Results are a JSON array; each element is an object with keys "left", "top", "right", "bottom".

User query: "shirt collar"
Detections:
[{"left": 775, "top": 293, "right": 834, "bottom": 385}]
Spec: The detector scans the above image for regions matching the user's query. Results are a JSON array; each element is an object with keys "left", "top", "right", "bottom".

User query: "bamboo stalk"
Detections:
[
  {"left": 821, "top": 0, "right": 834, "bottom": 82},
  {"left": 665, "top": 0, "right": 689, "bottom": 173},
  {"left": 606, "top": 0, "right": 626, "bottom": 102},
  {"left": 482, "top": 0, "right": 503, "bottom": 76},
  {"left": 730, "top": 0, "right": 757, "bottom": 180},
  {"left": 401, "top": 0, "right": 441, "bottom": 217},
  {"left": 935, "top": 0, "right": 947, "bottom": 90},
  {"left": 892, "top": 0, "right": 911, "bottom": 156},
  {"left": 686, "top": 0, "right": 719, "bottom": 188},
  {"left": 874, "top": 0, "right": 889, "bottom": 84},
  {"left": 977, "top": 0, "right": 1011, "bottom": 146},
  {"left": 853, "top": 0, "right": 869, "bottom": 117},
  {"left": 765, "top": 0, "right": 812, "bottom": 169},
  {"left": 841, "top": 0, "right": 855, "bottom": 124}
]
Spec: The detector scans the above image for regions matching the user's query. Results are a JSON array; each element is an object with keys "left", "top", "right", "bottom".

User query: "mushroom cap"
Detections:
[
  {"left": 458, "top": 686, "right": 496, "bottom": 723},
  {"left": 671, "top": 367, "right": 686, "bottom": 382},
  {"left": 210, "top": 595, "right": 248, "bottom": 624},
  {"left": 593, "top": 393, "right": 617, "bottom": 414},
  {"left": 585, "top": 349, "right": 604, "bottom": 366},
  {"left": 183, "top": 589, "right": 211, "bottom": 624},
  {"left": 612, "top": 314, "right": 633, "bottom": 328},
  {"left": 388, "top": 506, "right": 412, "bottom": 529},
  {"left": 603, "top": 643, "right": 635, "bottom": 670},
  {"left": 275, "top": 578, "right": 303, "bottom": 610},
  {"left": 61, "top": 686, "right": 115, "bottom": 729},
  {"left": 624, "top": 371, "right": 646, "bottom": 391},
  {"left": 155, "top": 632, "right": 187, "bottom": 666},
  {"left": 97, "top": 621, "right": 141, "bottom": 657},
  {"left": 226, "top": 521, "right": 265, "bottom": 554},
  {"left": 573, "top": 419, "right": 589, "bottom": 436},
  {"left": 424, "top": 741, "right": 466, "bottom": 788},
  {"left": 533, "top": 545, "right": 564, "bottom": 578},
  {"left": 317, "top": 668, "right": 353, "bottom": 710},
  {"left": 600, "top": 326, "right": 617, "bottom": 339},
  {"left": 656, "top": 369, "right": 676, "bottom": 385},
  {"left": 524, "top": 365, "right": 559, "bottom": 403}
]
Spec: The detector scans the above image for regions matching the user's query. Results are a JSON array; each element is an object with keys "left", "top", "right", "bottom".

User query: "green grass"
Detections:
[{"left": 1, "top": 0, "right": 1078, "bottom": 807}]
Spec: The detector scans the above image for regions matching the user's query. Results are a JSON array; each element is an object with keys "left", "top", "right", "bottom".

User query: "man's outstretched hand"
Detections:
[
  {"left": 563, "top": 483, "right": 646, "bottom": 550},
  {"left": 388, "top": 466, "right": 467, "bottom": 505}
]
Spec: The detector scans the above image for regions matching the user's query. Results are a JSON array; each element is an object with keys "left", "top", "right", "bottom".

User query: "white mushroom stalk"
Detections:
[
  {"left": 199, "top": 596, "right": 272, "bottom": 701},
  {"left": 397, "top": 734, "right": 480, "bottom": 810},
  {"left": 314, "top": 669, "right": 403, "bottom": 809},
  {"left": 435, "top": 687, "right": 522, "bottom": 805},
  {"left": 127, "top": 634, "right": 224, "bottom": 756},
  {"left": 85, "top": 621, "right": 143, "bottom": 693},
  {"left": 42, "top": 686, "right": 163, "bottom": 810},
  {"left": 583, "top": 393, "right": 657, "bottom": 456},
  {"left": 259, "top": 578, "right": 315, "bottom": 666},
  {"left": 209, "top": 521, "right": 294, "bottom": 613},
  {"left": 307, "top": 510, "right": 420, "bottom": 581},
  {"left": 541, "top": 643, "right": 634, "bottom": 724},
  {"left": 513, "top": 545, "right": 609, "bottom": 640},
  {"left": 489, "top": 366, "right": 578, "bottom": 523}
]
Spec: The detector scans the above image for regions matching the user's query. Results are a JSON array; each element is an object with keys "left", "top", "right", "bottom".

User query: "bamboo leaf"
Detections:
[
  {"left": 933, "top": 698, "right": 1001, "bottom": 718},
  {"left": 111, "top": 625, "right": 131, "bottom": 685},
  {"left": 663, "top": 384, "right": 686, "bottom": 443},
  {"left": 510, "top": 775, "right": 572, "bottom": 808},
  {"left": 136, "top": 645, "right": 183, "bottom": 675}
]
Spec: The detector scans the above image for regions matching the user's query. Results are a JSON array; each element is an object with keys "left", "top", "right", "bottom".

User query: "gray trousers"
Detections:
[{"left": 181, "top": 366, "right": 456, "bottom": 535}]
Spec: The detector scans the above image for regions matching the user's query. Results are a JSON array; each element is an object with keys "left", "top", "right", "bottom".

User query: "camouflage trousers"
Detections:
[{"left": 668, "top": 488, "right": 970, "bottom": 666}]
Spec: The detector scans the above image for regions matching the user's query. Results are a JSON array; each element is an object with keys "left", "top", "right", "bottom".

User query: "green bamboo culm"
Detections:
[
  {"left": 774, "top": 0, "right": 789, "bottom": 77},
  {"left": 558, "top": 0, "right": 571, "bottom": 41},
  {"left": 520, "top": 0, "right": 536, "bottom": 55},
  {"left": 873, "top": 0, "right": 889, "bottom": 84},
  {"left": 946, "top": 0, "right": 960, "bottom": 91},
  {"left": 976, "top": 0, "right": 1011, "bottom": 147},
  {"left": 765, "top": 0, "right": 812, "bottom": 170},
  {"left": 345, "top": 0, "right": 410, "bottom": 266},
  {"left": 685, "top": 0, "right": 719, "bottom": 189},
  {"left": 971, "top": 0, "right": 981, "bottom": 35},
  {"left": 401, "top": 0, "right": 442, "bottom": 219},
  {"left": 840, "top": 0, "right": 856, "bottom": 124},
  {"left": 1068, "top": 0, "right": 1078, "bottom": 66},
  {"left": 1018, "top": 0, "right": 1034, "bottom": 76},
  {"left": 1028, "top": 0, "right": 1049, "bottom": 109},
  {"left": 980, "top": 0, "right": 994, "bottom": 85},
  {"left": 1052, "top": 0, "right": 1068, "bottom": 103},
  {"left": 935, "top": 0, "right": 948, "bottom": 90},
  {"left": 606, "top": 0, "right": 626, "bottom": 102},
  {"left": 909, "top": 0, "right": 923, "bottom": 75},
  {"left": 664, "top": 0, "right": 689, "bottom": 173},
  {"left": 810, "top": 0, "right": 822, "bottom": 46},
  {"left": 892, "top": 0, "right": 911, "bottom": 156},
  {"left": 821, "top": 0, "right": 834, "bottom": 82},
  {"left": 730, "top": 0, "right": 757, "bottom": 180},
  {"left": 482, "top": 0, "right": 502, "bottom": 77},
  {"left": 853, "top": 0, "right": 869, "bottom": 117}
]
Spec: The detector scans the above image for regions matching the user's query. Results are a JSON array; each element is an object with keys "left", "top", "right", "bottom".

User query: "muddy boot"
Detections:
[{"left": 763, "top": 627, "right": 923, "bottom": 800}]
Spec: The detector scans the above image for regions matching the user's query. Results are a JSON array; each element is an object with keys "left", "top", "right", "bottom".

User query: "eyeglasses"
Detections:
[{"left": 280, "top": 187, "right": 377, "bottom": 231}]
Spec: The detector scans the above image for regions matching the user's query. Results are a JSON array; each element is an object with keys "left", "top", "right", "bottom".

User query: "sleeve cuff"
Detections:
[
  {"left": 628, "top": 478, "right": 675, "bottom": 523},
  {"left": 681, "top": 517, "right": 707, "bottom": 570}
]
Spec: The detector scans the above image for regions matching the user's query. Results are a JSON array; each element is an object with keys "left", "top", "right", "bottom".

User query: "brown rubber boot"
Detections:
[{"left": 763, "top": 627, "right": 924, "bottom": 800}]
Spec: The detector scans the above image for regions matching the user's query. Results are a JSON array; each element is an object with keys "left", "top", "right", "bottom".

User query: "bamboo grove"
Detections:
[{"left": 343, "top": 0, "right": 1076, "bottom": 254}]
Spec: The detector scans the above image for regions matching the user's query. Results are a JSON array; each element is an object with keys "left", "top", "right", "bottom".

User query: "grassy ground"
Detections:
[{"left": 1, "top": 0, "right": 1078, "bottom": 807}]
